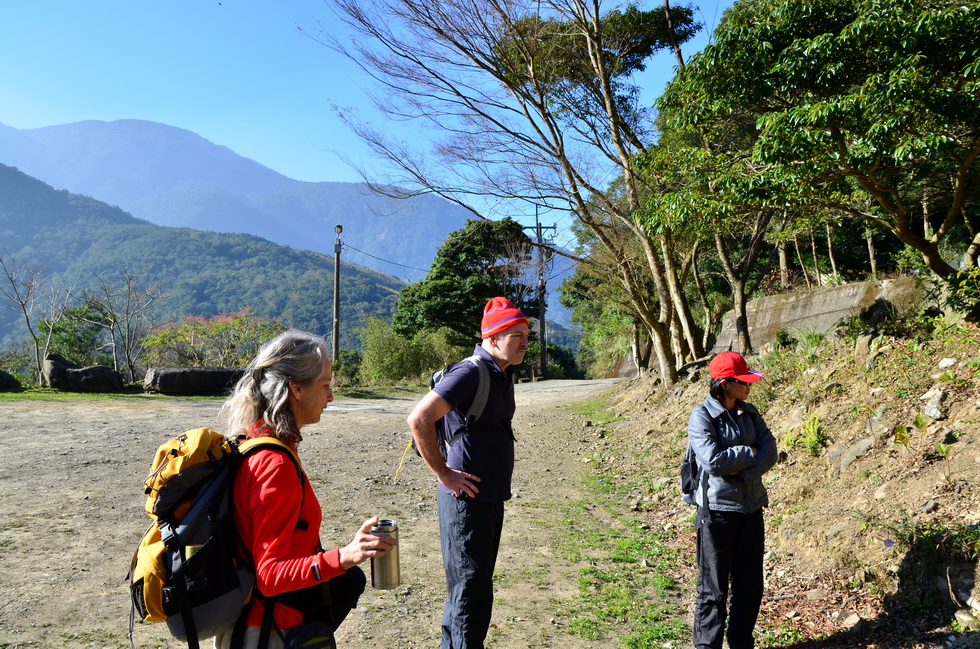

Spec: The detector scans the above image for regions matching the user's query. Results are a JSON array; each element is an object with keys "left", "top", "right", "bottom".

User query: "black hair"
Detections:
[{"left": 709, "top": 378, "right": 727, "bottom": 401}]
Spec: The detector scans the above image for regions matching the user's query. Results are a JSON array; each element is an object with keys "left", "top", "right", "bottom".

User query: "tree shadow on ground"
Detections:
[{"left": 776, "top": 525, "right": 978, "bottom": 648}]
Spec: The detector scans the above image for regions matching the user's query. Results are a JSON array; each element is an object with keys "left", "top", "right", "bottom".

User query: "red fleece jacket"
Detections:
[{"left": 234, "top": 427, "right": 345, "bottom": 630}]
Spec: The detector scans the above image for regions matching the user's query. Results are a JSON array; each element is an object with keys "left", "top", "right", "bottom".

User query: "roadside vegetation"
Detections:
[{"left": 567, "top": 308, "right": 980, "bottom": 648}]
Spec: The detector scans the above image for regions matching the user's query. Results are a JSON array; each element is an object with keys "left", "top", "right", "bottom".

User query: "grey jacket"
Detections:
[{"left": 687, "top": 395, "right": 777, "bottom": 513}]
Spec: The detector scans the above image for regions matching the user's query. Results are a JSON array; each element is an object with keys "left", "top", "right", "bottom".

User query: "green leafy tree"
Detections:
[
  {"left": 142, "top": 310, "right": 286, "bottom": 368},
  {"left": 357, "top": 317, "right": 446, "bottom": 384},
  {"left": 660, "top": 0, "right": 980, "bottom": 279},
  {"left": 38, "top": 304, "right": 112, "bottom": 367},
  {"left": 392, "top": 218, "right": 536, "bottom": 347}
]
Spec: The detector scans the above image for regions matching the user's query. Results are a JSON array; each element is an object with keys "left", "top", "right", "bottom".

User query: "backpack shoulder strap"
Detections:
[
  {"left": 695, "top": 406, "right": 716, "bottom": 508},
  {"left": 239, "top": 437, "right": 302, "bottom": 474},
  {"left": 462, "top": 354, "right": 490, "bottom": 424}
]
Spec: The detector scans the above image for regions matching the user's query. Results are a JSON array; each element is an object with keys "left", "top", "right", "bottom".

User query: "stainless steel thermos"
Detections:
[{"left": 370, "top": 519, "right": 400, "bottom": 589}]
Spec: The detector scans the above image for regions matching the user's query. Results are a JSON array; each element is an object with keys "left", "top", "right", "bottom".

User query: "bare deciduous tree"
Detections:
[
  {"left": 76, "top": 270, "right": 167, "bottom": 383},
  {"left": 0, "top": 252, "right": 46, "bottom": 385},
  {"left": 319, "top": 0, "right": 701, "bottom": 383}
]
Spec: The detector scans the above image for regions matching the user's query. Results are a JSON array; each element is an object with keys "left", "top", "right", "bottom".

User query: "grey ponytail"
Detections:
[{"left": 221, "top": 330, "right": 330, "bottom": 443}]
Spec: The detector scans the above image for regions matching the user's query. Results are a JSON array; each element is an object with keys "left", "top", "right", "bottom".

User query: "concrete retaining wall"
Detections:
[
  {"left": 710, "top": 277, "right": 924, "bottom": 355},
  {"left": 614, "top": 278, "right": 926, "bottom": 378}
]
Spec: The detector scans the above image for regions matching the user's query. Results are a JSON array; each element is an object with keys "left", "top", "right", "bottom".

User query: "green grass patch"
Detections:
[
  {"left": 0, "top": 388, "right": 178, "bottom": 402},
  {"left": 0, "top": 384, "right": 418, "bottom": 402},
  {"left": 561, "top": 397, "right": 623, "bottom": 426},
  {"left": 549, "top": 475, "right": 685, "bottom": 647}
]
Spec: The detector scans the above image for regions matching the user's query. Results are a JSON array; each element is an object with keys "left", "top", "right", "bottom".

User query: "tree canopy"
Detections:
[
  {"left": 393, "top": 217, "right": 536, "bottom": 345},
  {"left": 659, "top": 0, "right": 980, "bottom": 277},
  {"left": 324, "top": 0, "right": 702, "bottom": 382}
]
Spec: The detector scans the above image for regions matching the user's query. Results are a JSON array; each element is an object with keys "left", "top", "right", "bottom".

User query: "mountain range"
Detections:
[
  {"left": 0, "top": 118, "right": 575, "bottom": 328},
  {"left": 0, "top": 119, "right": 469, "bottom": 283}
]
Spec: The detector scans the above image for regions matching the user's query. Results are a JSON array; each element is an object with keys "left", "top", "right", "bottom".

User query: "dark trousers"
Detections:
[
  {"left": 694, "top": 507, "right": 765, "bottom": 649},
  {"left": 328, "top": 565, "right": 366, "bottom": 628},
  {"left": 437, "top": 491, "right": 505, "bottom": 649}
]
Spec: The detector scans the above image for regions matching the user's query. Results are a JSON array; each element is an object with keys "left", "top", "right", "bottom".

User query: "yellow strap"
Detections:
[
  {"left": 393, "top": 439, "right": 414, "bottom": 484},
  {"left": 239, "top": 436, "right": 301, "bottom": 468}
]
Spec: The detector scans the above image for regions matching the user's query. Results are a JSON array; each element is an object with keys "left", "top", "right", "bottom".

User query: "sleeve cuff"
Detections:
[{"left": 317, "top": 548, "right": 346, "bottom": 581}]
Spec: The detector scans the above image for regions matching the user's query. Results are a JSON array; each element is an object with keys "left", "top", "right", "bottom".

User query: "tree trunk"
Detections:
[
  {"left": 964, "top": 230, "right": 980, "bottom": 269},
  {"left": 715, "top": 233, "right": 754, "bottom": 355},
  {"left": 692, "top": 256, "right": 714, "bottom": 352},
  {"left": 630, "top": 327, "right": 643, "bottom": 376},
  {"left": 732, "top": 281, "right": 751, "bottom": 355},
  {"left": 107, "top": 326, "right": 120, "bottom": 374},
  {"left": 866, "top": 229, "right": 878, "bottom": 279},
  {"left": 778, "top": 240, "right": 790, "bottom": 290},
  {"left": 632, "top": 231, "right": 679, "bottom": 385},
  {"left": 648, "top": 321, "right": 678, "bottom": 385},
  {"left": 810, "top": 229, "right": 822, "bottom": 286},
  {"left": 826, "top": 223, "right": 839, "bottom": 277},
  {"left": 661, "top": 236, "right": 704, "bottom": 361},
  {"left": 794, "top": 235, "right": 812, "bottom": 289}
]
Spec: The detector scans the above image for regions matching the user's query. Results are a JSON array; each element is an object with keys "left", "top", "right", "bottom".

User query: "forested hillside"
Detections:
[{"left": 0, "top": 163, "right": 403, "bottom": 348}]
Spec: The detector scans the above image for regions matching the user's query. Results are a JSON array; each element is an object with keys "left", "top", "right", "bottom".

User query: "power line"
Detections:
[{"left": 342, "top": 243, "right": 430, "bottom": 273}]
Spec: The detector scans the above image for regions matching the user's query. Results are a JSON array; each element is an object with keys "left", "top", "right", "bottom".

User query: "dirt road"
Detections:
[{"left": 0, "top": 378, "right": 621, "bottom": 649}]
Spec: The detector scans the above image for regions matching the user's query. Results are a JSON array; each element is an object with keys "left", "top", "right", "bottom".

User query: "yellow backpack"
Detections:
[{"left": 128, "top": 428, "right": 302, "bottom": 649}]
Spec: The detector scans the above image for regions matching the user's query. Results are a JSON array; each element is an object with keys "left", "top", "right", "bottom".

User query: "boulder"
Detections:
[
  {"left": 840, "top": 437, "right": 874, "bottom": 471},
  {"left": 924, "top": 389, "right": 949, "bottom": 420},
  {"left": 42, "top": 353, "right": 124, "bottom": 393},
  {"left": 0, "top": 369, "right": 21, "bottom": 391},
  {"left": 143, "top": 367, "right": 245, "bottom": 396}
]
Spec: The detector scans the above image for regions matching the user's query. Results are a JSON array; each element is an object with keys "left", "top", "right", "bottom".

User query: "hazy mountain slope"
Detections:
[
  {"left": 0, "top": 163, "right": 402, "bottom": 349},
  {"left": 0, "top": 119, "right": 469, "bottom": 281}
]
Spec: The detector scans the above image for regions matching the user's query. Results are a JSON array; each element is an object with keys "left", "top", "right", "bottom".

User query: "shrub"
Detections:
[
  {"left": 783, "top": 413, "right": 829, "bottom": 457},
  {"left": 945, "top": 267, "right": 980, "bottom": 322},
  {"left": 357, "top": 317, "right": 445, "bottom": 384},
  {"left": 142, "top": 310, "right": 286, "bottom": 368}
]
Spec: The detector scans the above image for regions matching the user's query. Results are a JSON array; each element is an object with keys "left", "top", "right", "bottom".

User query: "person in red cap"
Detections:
[
  {"left": 407, "top": 296, "right": 529, "bottom": 649},
  {"left": 688, "top": 351, "right": 777, "bottom": 649}
]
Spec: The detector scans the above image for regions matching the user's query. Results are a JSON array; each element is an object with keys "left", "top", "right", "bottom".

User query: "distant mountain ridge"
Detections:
[
  {"left": 0, "top": 118, "right": 577, "bottom": 327},
  {"left": 0, "top": 119, "right": 470, "bottom": 282},
  {"left": 0, "top": 163, "right": 403, "bottom": 350}
]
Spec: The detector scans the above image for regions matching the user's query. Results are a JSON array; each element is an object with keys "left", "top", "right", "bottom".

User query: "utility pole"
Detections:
[
  {"left": 332, "top": 225, "right": 343, "bottom": 366},
  {"left": 525, "top": 211, "right": 555, "bottom": 380}
]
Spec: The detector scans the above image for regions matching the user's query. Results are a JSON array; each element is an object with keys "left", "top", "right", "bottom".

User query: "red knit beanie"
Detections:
[{"left": 480, "top": 297, "right": 528, "bottom": 339}]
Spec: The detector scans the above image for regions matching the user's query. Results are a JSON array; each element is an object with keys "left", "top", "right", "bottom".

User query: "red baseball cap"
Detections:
[{"left": 708, "top": 351, "right": 763, "bottom": 383}]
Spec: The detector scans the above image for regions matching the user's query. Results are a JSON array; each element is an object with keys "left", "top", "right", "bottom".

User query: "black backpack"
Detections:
[
  {"left": 680, "top": 441, "right": 707, "bottom": 506},
  {"left": 415, "top": 355, "right": 490, "bottom": 459}
]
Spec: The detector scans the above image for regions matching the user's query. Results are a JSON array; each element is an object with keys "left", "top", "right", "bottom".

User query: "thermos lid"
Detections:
[{"left": 371, "top": 519, "right": 397, "bottom": 533}]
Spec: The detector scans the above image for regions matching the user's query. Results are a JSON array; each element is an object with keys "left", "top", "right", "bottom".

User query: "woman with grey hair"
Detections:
[{"left": 215, "top": 329, "right": 396, "bottom": 649}]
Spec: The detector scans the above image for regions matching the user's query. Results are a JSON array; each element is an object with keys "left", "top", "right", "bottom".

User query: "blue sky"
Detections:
[{"left": 0, "top": 0, "right": 735, "bottom": 185}]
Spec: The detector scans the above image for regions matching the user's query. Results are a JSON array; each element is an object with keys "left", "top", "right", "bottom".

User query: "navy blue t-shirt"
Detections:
[{"left": 432, "top": 345, "right": 516, "bottom": 502}]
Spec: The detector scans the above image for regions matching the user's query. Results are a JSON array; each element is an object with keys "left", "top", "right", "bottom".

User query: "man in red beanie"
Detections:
[{"left": 408, "top": 296, "right": 529, "bottom": 648}]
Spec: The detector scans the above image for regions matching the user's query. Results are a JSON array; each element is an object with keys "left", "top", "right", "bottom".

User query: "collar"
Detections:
[
  {"left": 704, "top": 395, "right": 744, "bottom": 419},
  {"left": 247, "top": 421, "right": 299, "bottom": 452}
]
